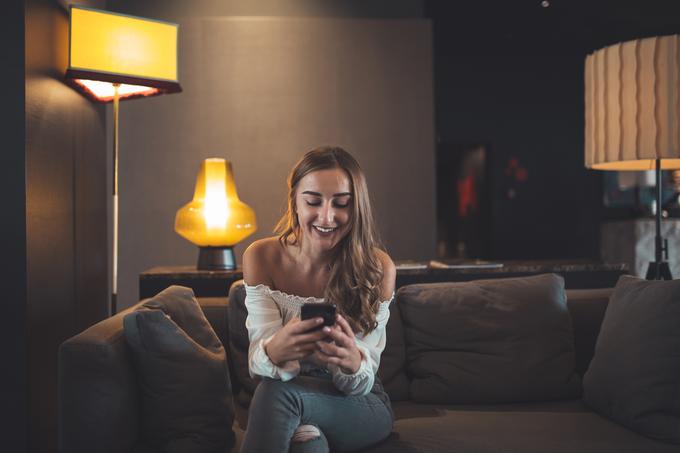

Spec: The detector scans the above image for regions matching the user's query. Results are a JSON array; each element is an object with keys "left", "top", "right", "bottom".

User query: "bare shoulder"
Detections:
[
  {"left": 242, "top": 237, "right": 282, "bottom": 287},
  {"left": 374, "top": 248, "right": 396, "bottom": 300}
]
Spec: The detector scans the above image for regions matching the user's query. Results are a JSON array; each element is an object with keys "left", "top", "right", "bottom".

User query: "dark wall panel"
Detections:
[
  {"left": 25, "top": 1, "right": 108, "bottom": 451},
  {"left": 1, "top": 2, "right": 27, "bottom": 452},
  {"left": 427, "top": 0, "right": 680, "bottom": 260}
]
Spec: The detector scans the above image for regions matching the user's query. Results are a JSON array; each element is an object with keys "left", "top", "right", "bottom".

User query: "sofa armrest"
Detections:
[
  {"left": 59, "top": 304, "right": 145, "bottom": 453},
  {"left": 59, "top": 294, "right": 231, "bottom": 453}
]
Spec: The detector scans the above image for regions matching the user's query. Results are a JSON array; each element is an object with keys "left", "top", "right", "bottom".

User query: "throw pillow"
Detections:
[
  {"left": 124, "top": 285, "right": 235, "bottom": 452},
  {"left": 401, "top": 273, "right": 581, "bottom": 404},
  {"left": 583, "top": 275, "right": 680, "bottom": 444}
]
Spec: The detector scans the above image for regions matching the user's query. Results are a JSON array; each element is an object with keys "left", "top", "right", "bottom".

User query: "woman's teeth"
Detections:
[{"left": 314, "top": 225, "right": 337, "bottom": 233}]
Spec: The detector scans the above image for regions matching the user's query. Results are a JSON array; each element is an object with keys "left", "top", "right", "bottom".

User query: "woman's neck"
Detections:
[{"left": 298, "top": 243, "right": 333, "bottom": 272}]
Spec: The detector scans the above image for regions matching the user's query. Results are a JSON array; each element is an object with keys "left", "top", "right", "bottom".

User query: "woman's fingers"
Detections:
[
  {"left": 294, "top": 329, "right": 329, "bottom": 345},
  {"left": 287, "top": 344, "right": 317, "bottom": 361},
  {"left": 315, "top": 340, "right": 346, "bottom": 359},
  {"left": 335, "top": 314, "right": 355, "bottom": 338},
  {"left": 291, "top": 317, "right": 324, "bottom": 333},
  {"left": 314, "top": 347, "right": 346, "bottom": 368},
  {"left": 323, "top": 325, "right": 352, "bottom": 348}
]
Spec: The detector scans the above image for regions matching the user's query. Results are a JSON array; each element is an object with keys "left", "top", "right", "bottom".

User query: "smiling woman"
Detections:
[{"left": 240, "top": 146, "right": 396, "bottom": 453}]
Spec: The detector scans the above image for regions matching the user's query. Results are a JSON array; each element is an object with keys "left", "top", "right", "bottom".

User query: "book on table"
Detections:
[
  {"left": 395, "top": 261, "right": 428, "bottom": 270},
  {"left": 428, "top": 259, "right": 504, "bottom": 269},
  {"left": 395, "top": 260, "right": 503, "bottom": 270}
]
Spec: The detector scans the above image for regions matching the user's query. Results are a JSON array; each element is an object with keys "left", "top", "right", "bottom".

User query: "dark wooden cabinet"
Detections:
[
  {"left": 140, "top": 260, "right": 628, "bottom": 300},
  {"left": 139, "top": 266, "right": 243, "bottom": 299},
  {"left": 396, "top": 261, "right": 628, "bottom": 290}
]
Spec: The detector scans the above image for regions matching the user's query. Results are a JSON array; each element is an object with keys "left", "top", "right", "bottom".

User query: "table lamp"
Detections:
[
  {"left": 175, "top": 159, "right": 257, "bottom": 270},
  {"left": 64, "top": 6, "right": 181, "bottom": 314},
  {"left": 585, "top": 34, "right": 680, "bottom": 280}
]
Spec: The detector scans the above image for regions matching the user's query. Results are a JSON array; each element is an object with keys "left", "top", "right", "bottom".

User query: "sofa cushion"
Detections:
[
  {"left": 124, "top": 285, "right": 235, "bottom": 452},
  {"left": 583, "top": 275, "right": 680, "bottom": 444},
  {"left": 400, "top": 273, "right": 581, "bottom": 404},
  {"left": 362, "top": 401, "right": 679, "bottom": 453}
]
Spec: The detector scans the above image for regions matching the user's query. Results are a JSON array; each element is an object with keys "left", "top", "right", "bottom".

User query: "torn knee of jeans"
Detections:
[{"left": 291, "top": 424, "right": 321, "bottom": 443}]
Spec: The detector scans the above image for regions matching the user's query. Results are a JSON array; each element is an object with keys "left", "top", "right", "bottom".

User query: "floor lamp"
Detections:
[
  {"left": 584, "top": 34, "right": 680, "bottom": 280},
  {"left": 64, "top": 6, "right": 182, "bottom": 314}
]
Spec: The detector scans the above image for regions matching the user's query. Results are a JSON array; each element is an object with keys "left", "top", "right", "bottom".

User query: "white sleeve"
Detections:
[
  {"left": 245, "top": 284, "right": 300, "bottom": 381},
  {"left": 328, "top": 295, "right": 393, "bottom": 396}
]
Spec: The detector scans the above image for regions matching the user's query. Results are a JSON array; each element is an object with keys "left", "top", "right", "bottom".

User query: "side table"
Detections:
[
  {"left": 141, "top": 260, "right": 629, "bottom": 301},
  {"left": 139, "top": 266, "right": 243, "bottom": 299}
]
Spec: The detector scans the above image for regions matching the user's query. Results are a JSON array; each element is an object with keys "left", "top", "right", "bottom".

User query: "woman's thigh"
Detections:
[{"left": 284, "top": 376, "right": 393, "bottom": 452}]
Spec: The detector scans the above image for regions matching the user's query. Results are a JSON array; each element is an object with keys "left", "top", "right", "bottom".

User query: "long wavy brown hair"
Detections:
[{"left": 275, "top": 146, "right": 384, "bottom": 335}]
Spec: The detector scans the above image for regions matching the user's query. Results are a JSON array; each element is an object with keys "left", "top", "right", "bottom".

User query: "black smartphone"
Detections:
[{"left": 301, "top": 303, "right": 337, "bottom": 331}]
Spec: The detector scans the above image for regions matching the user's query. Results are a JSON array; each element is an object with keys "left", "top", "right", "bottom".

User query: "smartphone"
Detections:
[{"left": 301, "top": 303, "right": 337, "bottom": 331}]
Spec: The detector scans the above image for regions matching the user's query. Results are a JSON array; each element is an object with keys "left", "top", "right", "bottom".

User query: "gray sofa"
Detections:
[{"left": 59, "top": 276, "right": 679, "bottom": 452}]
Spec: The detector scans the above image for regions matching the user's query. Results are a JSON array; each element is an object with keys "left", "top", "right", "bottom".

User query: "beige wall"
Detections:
[{"left": 115, "top": 17, "right": 435, "bottom": 309}]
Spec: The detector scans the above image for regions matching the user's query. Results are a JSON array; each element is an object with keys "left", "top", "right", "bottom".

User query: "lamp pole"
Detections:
[
  {"left": 112, "top": 83, "right": 120, "bottom": 314},
  {"left": 645, "top": 158, "right": 672, "bottom": 280}
]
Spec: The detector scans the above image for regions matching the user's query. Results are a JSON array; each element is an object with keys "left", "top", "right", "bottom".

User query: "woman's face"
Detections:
[{"left": 295, "top": 168, "right": 353, "bottom": 252}]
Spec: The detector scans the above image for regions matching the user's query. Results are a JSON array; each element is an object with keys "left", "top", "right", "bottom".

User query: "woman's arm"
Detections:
[{"left": 243, "top": 240, "right": 297, "bottom": 380}]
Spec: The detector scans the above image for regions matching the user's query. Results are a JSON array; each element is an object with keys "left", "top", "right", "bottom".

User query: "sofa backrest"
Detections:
[
  {"left": 58, "top": 296, "right": 230, "bottom": 453},
  {"left": 226, "top": 279, "right": 613, "bottom": 405},
  {"left": 59, "top": 304, "right": 143, "bottom": 453},
  {"left": 564, "top": 287, "right": 612, "bottom": 375}
]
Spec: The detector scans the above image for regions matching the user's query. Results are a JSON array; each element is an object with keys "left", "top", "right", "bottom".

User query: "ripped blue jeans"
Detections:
[{"left": 240, "top": 375, "right": 393, "bottom": 453}]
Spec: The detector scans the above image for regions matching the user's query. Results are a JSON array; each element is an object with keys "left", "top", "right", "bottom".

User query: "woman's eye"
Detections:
[
  {"left": 305, "top": 201, "right": 321, "bottom": 206},
  {"left": 333, "top": 203, "right": 349, "bottom": 208}
]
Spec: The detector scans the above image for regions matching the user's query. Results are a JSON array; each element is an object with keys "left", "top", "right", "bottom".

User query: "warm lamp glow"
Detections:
[
  {"left": 65, "top": 6, "right": 181, "bottom": 103},
  {"left": 73, "top": 79, "right": 159, "bottom": 102},
  {"left": 175, "top": 159, "right": 257, "bottom": 247}
]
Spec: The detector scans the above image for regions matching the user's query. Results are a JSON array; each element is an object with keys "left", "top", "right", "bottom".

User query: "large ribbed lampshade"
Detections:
[{"left": 584, "top": 35, "right": 680, "bottom": 171}]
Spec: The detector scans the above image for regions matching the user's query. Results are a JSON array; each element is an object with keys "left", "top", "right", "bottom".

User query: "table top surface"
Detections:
[{"left": 141, "top": 260, "right": 628, "bottom": 279}]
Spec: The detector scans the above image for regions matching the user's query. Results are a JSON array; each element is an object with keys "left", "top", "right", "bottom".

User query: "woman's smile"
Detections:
[{"left": 313, "top": 225, "right": 338, "bottom": 234}]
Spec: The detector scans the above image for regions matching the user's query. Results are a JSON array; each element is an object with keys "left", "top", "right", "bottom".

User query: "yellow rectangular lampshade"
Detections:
[
  {"left": 66, "top": 6, "right": 181, "bottom": 102},
  {"left": 584, "top": 35, "right": 680, "bottom": 171}
]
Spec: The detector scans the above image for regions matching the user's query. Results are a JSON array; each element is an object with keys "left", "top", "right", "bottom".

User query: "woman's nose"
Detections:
[{"left": 320, "top": 203, "right": 335, "bottom": 224}]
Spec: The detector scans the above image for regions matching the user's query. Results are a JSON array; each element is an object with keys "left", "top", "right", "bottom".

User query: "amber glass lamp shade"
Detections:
[{"left": 175, "top": 159, "right": 257, "bottom": 270}]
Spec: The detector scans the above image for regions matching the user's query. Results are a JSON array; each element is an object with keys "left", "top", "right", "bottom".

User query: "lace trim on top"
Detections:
[
  {"left": 244, "top": 282, "right": 394, "bottom": 315},
  {"left": 244, "top": 283, "right": 325, "bottom": 314}
]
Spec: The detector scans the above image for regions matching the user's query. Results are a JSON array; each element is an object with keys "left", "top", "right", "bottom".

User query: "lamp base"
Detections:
[
  {"left": 645, "top": 261, "right": 672, "bottom": 281},
  {"left": 198, "top": 246, "right": 236, "bottom": 270}
]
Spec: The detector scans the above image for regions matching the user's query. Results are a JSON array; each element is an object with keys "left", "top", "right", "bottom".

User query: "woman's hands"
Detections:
[
  {"left": 314, "top": 314, "right": 363, "bottom": 374},
  {"left": 264, "top": 317, "right": 329, "bottom": 366},
  {"left": 265, "top": 313, "right": 364, "bottom": 375}
]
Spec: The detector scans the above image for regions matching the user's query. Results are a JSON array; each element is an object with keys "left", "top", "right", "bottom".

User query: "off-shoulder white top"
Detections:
[{"left": 244, "top": 283, "right": 393, "bottom": 396}]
